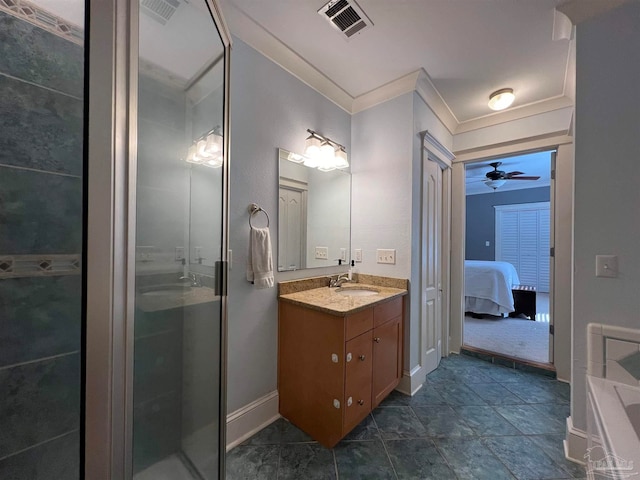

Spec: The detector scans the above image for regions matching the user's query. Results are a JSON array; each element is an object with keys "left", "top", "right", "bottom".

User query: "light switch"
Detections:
[
  {"left": 596, "top": 255, "right": 618, "bottom": 278},
  {"left": 485, "top": 241, "right": 491, "bottom": 247}
]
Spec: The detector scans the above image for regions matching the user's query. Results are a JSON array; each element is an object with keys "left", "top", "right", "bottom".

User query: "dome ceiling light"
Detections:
[{"left": 488, "top": 88, "right": 515, "bottom": 111}]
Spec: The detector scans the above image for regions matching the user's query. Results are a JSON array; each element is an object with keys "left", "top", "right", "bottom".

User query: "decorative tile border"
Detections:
[
  {"left": 0, "top": 254, "right": 81, "bottom": 279},
  {"left": 0, "top": 0, "right": 83, "bottom": 45}
]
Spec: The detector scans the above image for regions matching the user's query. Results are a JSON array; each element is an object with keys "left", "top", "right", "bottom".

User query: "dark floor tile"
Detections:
[
  {"left": 531, "top": 403, "right": 571, "bottom": 424},
  {"left": 502, "top": 381, "right": 565, "bottom": 405},
  {"left": 0, "top": 167, "right": 82, "bottom": 254},
  {"left": 379, "top": 386, "right": 446, "bottom": 407},
  {"left": 435, "top": 437, "right": 515, "bottom": 480},
  {"left": 378, "top": 389, "right": 412, "bottom": 406},
  {"left": 226, "top": 445, "right": 279, "bottom": 480},
  {"left": 343, "top": 414, "right": 379, "bottom": 441},
  {"left": 0, "top": 275, "right": 81, "bottom": 368},
  {"left": 529, "top": 434, "right": 586, "bottom": 478},
  {"left": 0, "top": 430, "right": 79, "bottom": 480},
  {"left": 467, "top": 382, "right": 525, "bottom": 405},
  {"left": 334, "top": 440, "right": 396, "bottom": 480},
  {"left": 0, "top": 75, "right": 83, "bottom": 175},
  {"left": 432, "top": 382, "right": 488, "bottom": 406},
  {"left": 454, "top": 406, "right": 521, "bottom": 436},
  {"left": 372, "top": 406, "right": 427, "bottom": 439},
  {"left": 277, "top": 443, "right": 336, "bottom": 480},
  {"left": 426, "top": 366, "right": 494, "bottom": 384},
  {"left": 385, "top": 438, "right": 456, "bottom": 479},
  {"left": 494, "top": 404, "right": 565, "bottom": 435},
  {"left": 412, "top": 405, "right": 475, "bottom": 437},
  {"left": 0, "top": 353, "right": 80, "bottom": 458},
  {"left": 479, "top": 366, "right": 527, "bottom": 383},
  {"left": 242, "top": 418, "right": 314, "bottom": 446},
  {"left": 484, "top": 436, "right": 571, "bottom": 480},
  {"left": 440, "top": 353, "right": 488, "bottom": 368},
  {"left": 0, "top": 11, "right": 83, "bottom": 97}
]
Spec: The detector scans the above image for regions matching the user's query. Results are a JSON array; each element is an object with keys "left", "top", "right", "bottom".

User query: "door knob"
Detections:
[
  {"left": 374, "top": 337, "right": 380, "bottom": 343},
  {"left": 358, "top": 399, "right": 364, "bottom": 406},
  {"left": 359, "top": 354, "right": 366, "bottom": 361}
]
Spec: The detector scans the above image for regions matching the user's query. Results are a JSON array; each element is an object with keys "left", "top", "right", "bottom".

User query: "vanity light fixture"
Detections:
[
  {"left": 185, "top": 127, "right": 223, "bottom": 168},
  {"left": 488, "top": 88, "right": 515, "bottom": 111},
  {"left": 302, "top": 129, "right": 349, "bottom": 171}
]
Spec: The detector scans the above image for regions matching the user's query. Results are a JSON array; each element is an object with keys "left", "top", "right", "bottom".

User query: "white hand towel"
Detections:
[{"left": 246, "top": 226, "right": 274, "bottom": 289}]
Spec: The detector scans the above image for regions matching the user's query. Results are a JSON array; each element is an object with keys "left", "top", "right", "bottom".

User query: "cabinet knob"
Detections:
[
  {"left": 374, "top": 337, "right": 381, "bottom": 343},
  {"left": 359, "top": 354, "right": 366, "bottom": 361},
  {"left": 358, "top": 399, "right": 364, "bottom": 406}
]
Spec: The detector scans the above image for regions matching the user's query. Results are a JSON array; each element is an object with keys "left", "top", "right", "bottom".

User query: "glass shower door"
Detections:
[{"left": 132, "top": 1, "right": 227, "bottom": 478}]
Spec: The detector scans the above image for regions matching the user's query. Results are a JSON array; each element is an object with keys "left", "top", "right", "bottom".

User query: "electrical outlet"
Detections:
[
  {"left": 485, "top": 241, "right": 491, "bottom": 247},
  {"left": 194, "top": 246, "right": 203, "bottom": 260},
  {"left": 315, "top": 246, "right": 328, "bottom": 260},
  {"left": 376, "top": 249, "right": 396, "bottom": 264},
  {"left": 175, "top": 247, "right": 184, "bottom": 261},
  {"left": 355, "top": 249, "right": 362, "bottom": 262},
  {"left": 340, "top": 248, "right": 346, "bottom": 261}
]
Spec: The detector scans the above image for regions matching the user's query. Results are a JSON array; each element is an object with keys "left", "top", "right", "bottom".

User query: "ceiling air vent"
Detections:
[
  {"left": 318, "top": 0, "right": 373, "bottom": 39},
  {"left": 141, "top": 0, "right": 180, "bottom": 25}
]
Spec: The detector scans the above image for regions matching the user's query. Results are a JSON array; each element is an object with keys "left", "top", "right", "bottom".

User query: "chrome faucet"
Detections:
[
  {"left": 329, "top": 273, "right": 351, "bottom": 288},
  {"left": 179, "top": 273, "right": 201, "bottom": 287}
]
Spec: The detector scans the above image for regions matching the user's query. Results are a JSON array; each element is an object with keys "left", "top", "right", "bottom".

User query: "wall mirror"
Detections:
[{"left": 278, "top": 148, "right": 351, "bottom": 271}]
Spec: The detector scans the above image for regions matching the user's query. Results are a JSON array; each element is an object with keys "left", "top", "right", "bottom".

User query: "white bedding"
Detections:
[{"left": 465, "top": 260, "right": 520, "bottom": 315}]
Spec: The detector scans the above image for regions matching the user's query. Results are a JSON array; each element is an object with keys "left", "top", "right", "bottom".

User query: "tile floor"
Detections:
[{"left": 226, "top": 354, "right": 585, "bottom": 480}]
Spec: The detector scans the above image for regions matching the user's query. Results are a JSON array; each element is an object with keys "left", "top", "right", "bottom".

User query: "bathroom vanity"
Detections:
[{"left": 278, "top": 276, "right": 407, "bottom": 447}]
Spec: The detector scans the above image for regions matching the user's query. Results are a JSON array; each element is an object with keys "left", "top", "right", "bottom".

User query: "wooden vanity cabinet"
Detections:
[{"left": 278, "top": 295, "right": 403, "bottom": 448}]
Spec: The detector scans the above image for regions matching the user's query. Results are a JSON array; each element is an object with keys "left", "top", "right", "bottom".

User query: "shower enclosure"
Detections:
[{"left": 0, "top": 0, "right": 230, "bottom": 478}]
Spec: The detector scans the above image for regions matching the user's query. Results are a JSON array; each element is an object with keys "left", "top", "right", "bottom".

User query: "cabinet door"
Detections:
[
  {"left": 344, "top": 331, "right": 373, "bottom": 433},
  {"left": 372, "top": 316, "right": 402, "bottom": 408}
]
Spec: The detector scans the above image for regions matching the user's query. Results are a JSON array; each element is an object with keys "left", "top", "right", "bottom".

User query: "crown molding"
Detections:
[
  {"left": 223, "top": 0, "right": 575, "bottom": 135},
  {"left": 351, "top": 70, "right": 420, "bottom": 114},
  {"left": 455, "top": 96, "right": 574, "bottom": 134},
  {"left": 222, "top": 0, "right": 353, "bottom": 112}
]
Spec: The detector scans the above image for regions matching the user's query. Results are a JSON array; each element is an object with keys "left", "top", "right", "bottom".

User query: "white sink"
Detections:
[{"left": 336, "top": 287, "right": 379, "bottom": 297}]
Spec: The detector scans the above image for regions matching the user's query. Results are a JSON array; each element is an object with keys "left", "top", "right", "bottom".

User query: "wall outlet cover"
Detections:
[
  {"left": 340, "top": 248, "right": 346, "bottom": 261},
  {"left": 596, "top": 255, "right": 618, "bottom": 278},
  {"left": 376, "top": 249, "right": 396, "bottom": 264},
  {"left": 315, "top": 246, "right": 328, "bottom": 260},
  {"left": 355, "top": 249, "right": 362, "bottom": 262}
]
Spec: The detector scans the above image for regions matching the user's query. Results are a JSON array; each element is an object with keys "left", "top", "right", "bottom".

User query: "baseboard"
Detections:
[
  {"left": 564, "top": 416, "right": 587, "bottom": 465},
  {"left": 226, "top": 390, "right": 280, "bottom": 451},
  {"left": 396, "top": 365, "right": 426, "bottom": 396}
]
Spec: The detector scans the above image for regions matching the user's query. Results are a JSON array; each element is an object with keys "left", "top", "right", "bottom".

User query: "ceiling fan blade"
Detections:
[
  {"left": 506, "top": 171, "right": 525, "bottom": 176},
  {"left": 508, "top": 176, "right": 540, "bottom": 180}
]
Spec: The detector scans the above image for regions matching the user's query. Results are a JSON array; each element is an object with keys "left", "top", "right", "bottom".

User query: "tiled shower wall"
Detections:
[{"left": 0, "top": 9, "right": 83, "bottom": 479}]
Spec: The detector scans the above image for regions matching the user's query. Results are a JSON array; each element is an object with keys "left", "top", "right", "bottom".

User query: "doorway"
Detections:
[{"left": 462, "top": 150, "right": 554, "bottom": 365}]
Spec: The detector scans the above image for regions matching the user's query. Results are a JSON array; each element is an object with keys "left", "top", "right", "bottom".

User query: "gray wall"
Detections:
[
  {"left": 228, "top": 38, "right": 351, "bottom": 412},
  {"left": 0, "top": 11, "right": 83, "bottom": 478},
  {"left": 465, "top": 187, "right": 550, "bottom": 261},
  {"left": 572, "top": 1, "right": 640, "bottom": 433}
]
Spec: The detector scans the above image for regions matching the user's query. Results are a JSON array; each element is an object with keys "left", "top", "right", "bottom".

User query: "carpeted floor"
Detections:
[{"left": 464, "top": 294, "right": 550, "bottom": 363}]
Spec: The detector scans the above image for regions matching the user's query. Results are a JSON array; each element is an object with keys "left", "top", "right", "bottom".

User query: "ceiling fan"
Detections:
[{"left": 482, "top": 161, "right": 540, "bottom": 189}]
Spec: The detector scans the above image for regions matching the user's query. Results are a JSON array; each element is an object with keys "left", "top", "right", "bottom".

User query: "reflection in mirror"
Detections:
[{"left": 278, "top": 148, "right": 351, "bottom": 272}]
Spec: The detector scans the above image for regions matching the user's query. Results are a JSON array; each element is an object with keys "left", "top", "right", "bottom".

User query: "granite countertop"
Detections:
[
  {"left": 279, "top": 282, "right": 407, "bottom": 315},
  {"left": 136, "top": 285, "right": 219, "bottom": 312}
]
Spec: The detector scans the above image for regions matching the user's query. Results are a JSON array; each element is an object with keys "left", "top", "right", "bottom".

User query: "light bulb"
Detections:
[
  {"left": 304, "top": 134, "right": 321, "bottom": 159},
  {"left": 488, "top": 88, "right": 515, "bottom": 111},
  {"left": 334, "top": 147, "right": 349, "bottom": 169},
  {"left": 204, "top": 132, "right": 223, "bottom": 156},
  {"left": 204, "top": 155, "right": 223, "bottom": 168},
  {"left": 197, "top": 139, "right": 212, "bottom": 158},
  {"left": 186, "top": 144, "right": 202, "bottom": 164}
]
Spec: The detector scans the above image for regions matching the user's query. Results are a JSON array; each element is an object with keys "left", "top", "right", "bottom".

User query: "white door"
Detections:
[
  {"left": 423, "top": 158, "right": 443, "bottom": 374},
  {"left": 278, "top": 186, "right": 305, "bottom": 271}
]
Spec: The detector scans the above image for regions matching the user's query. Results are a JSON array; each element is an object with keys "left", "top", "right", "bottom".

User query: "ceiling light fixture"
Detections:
[
  {"left": 484, "top": 179, "right": 507, "bottom": 190},
  {"left": 488, "top": 88, "right": 515, "bottom": 111},
  {"left": 302, "top": 129, "right": 349, "bottom": 172}
]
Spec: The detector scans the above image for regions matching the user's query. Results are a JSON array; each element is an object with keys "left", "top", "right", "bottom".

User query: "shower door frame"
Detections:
[{"left": 84, "top": 0, "right": 232, "bottom": 478}]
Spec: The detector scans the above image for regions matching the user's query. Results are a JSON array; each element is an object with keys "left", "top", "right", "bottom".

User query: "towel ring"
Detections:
[{"left": 248, "top": 203, "right": 270, "bottom": 228}]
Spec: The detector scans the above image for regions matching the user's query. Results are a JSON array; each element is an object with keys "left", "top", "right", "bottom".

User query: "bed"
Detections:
[{"left": 465, "top": 260, "right": 521, "bottom": 316}]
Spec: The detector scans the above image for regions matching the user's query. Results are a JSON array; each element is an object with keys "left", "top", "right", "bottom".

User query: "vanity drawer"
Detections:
[
  {"left": 374, "top": 296, "right": 402, "bottom": 328},
  {"left": 345, "top": 308, "right": 373, "bottom": 340},
  {"left": 344, "top": 331, "right": 373, "bottom": 433}
]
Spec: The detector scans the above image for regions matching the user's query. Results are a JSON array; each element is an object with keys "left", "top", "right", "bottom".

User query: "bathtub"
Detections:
[{"left": 586, "top": 375, "right": 640, "bottom": 478}]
